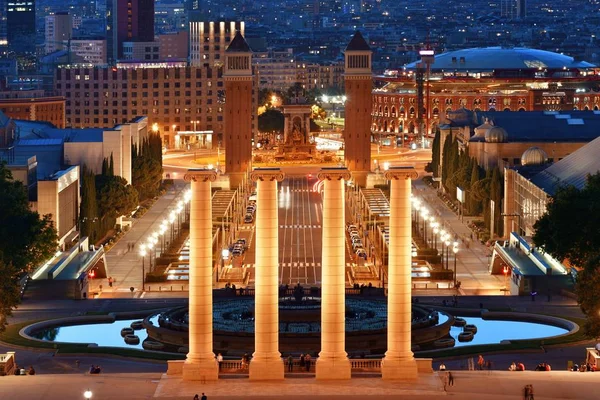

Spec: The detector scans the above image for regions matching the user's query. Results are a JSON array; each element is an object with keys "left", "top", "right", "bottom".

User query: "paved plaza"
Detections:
[{"left": 1, "top": 371, "right": 598, "bottom": 399}]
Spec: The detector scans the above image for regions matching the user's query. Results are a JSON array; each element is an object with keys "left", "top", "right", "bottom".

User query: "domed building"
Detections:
[
  {"left": 371, "top": 46, "right": 599, "bottom": 146},
  {"left": 485, "top": 127, "right": 508, "bottom": 143},
  {"left": 521, "top": 147, "right": 549, "bottom": 166},
  {"left": 462, "top": 110, "right": 600, "bottom": 170}
]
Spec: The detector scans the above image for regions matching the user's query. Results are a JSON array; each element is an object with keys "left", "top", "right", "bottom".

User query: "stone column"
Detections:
[
  {"left": 249, "top": 168, "right": 285, "bottom": 380},
  {"left": 381, "top": 166, "right": 418, "bottom": 381},
  {"left": 316, "top": 167, "right": 351, "bottom": 380},
  {"left": 183, "top": 169, "right": 219, "bottom": 381}
]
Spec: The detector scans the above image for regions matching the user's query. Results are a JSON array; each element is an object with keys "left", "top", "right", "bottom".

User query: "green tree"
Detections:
[
  {"left": 132, "top": 155, "right": 162, "bottom": 200},
  {"left": 427, "top": 128, "right": 441, "bottom": 176},
  {"left": 258, "top": 109, "right": 285, "bottom": 133},
  {"left": 489, "top": 167, "right": 503, "bottom": 236},
  {"left": 95, "top": 175, "right": 139, "bottom": 219},
  {"left": 0, "top": 163, "right": 58, "bottom": 332},
  {"left": 0, "top": 257, "right": 19, "bottom": 332},
  {"left": 533, "top": 173, "right": 600, "bottom": 268},
  {"left": 80, "top": 165, "right": 99, "bottom": 242},
  {"left": 533, "top": 173, "right": 600, "bottom": 337},
  {"left": 131, "top": 133, "right": 163, "bottom": 201},
  {"left": 467, "top": 159, "right": 483, "bottom": 215}
]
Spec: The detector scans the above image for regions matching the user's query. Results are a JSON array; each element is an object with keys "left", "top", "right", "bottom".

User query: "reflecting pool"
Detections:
[
  {"left": 449, "top": 317, "right": 568, "bottom": 347},
  {"left": 30, "top": 314, "right": 569, "bottom": 351},
  {"left": 31, "top": 316, "right": 159, "bottom": 350}
]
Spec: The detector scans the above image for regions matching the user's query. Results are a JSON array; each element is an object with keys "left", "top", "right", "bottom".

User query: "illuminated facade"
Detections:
[{"left": 372, "top": 47, "right": 599, "bottom": 145}]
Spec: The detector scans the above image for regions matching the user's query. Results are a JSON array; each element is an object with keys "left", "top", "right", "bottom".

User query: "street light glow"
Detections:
[{"left": 84, "top": 390, "right": 93, "bottom": 399}]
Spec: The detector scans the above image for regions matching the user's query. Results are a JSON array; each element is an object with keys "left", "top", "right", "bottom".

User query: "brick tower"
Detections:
[
  {"left": 224, "top": 32, "right": 253, "bottom": 189},
  {"left": 344, "top": 31, "right": 372, "bottom": 187}
]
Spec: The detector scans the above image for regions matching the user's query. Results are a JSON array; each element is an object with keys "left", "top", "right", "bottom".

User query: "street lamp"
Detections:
[
  {"left": 420, "top": 208, "right": 429, "bottom": 242},
  {"left": 503, "top": 265, "right": 510, "bottom": 295},
  {"left": 147, "top": 241, "right": 154, "bottom": 272},
  {"left": 432, "top": 222, "right": 439, "bottom": 250},
  {"left": 140, "top": 248, "right": 146, "bottom": 288},
  {"left": 444, "top": 239, "right": 450, "bottom": 270},
  {"left": 452, "top": 243, "right": 459, "bottom": 288},
  {"left": 84, "top": 390, "right": 93, "bottom": 399}
]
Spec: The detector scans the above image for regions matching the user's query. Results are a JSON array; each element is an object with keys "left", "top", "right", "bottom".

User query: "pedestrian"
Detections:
[
  {"left": 131, "top": 243, "right": 135, "bottom": 251},
  {"left": 299, "top": 353, "right": 305, "bottom": 369},
  {"left": 523, "top": 385, "right": 530, "bottom": 400},
  {"left": 216, "top": 353, "right": 223, "bottom": 371},
  {"left": 305, "top": 353, "right": 311, "bottom": 372},
  {"left": 108, "top": 276, "right": 113, "bottom": 288},
  {"left": 287, "top": 354, "right": 294, "bottom": 372},
  {"left": 528, "top": 384, "right": 534, "bottom": 400},
  {"left": 201, "top": 393, "right": 207, "bottom": 400},
  {"left": 448, "top": 371, "right": 454, "bottom": 387},
  {"left": 477, "top": 354, "right": 485, "bottom": 370},
  {"left": 193, "top": 395, "right": 199, "bottom": 400}
]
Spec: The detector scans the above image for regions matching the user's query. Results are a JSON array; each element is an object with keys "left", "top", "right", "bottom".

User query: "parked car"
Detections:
[
  {"left": 355, "top": 249, "right": 368, "bottom": 259},
  {"left": 352, "top": 241, "right": 364, "bottom": 249},
  {"left": 232, "top": 248, "right": 243, "bottom": 257},
  {"left": 347, "top": 225, "right": 357, "bottom": 232},
  {"left": 244, "top": 214, "right": 254, "bottom": 223},
  {"left": 236, "top": 238, "right": 247, "bottom": 247}
]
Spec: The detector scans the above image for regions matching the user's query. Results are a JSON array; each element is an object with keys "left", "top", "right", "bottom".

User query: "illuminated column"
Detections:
[
  {"left": 250, "top": 168, "right": 285, "bottom": 380},
  {"left": 316, "top": 167, "right": 351, "bottom": 380},
  {"left": 183, "top": 169, "right": 219, "bottom": 381},
  {"left": 381, "top": 166, "right": 418, "bottom": 381}
]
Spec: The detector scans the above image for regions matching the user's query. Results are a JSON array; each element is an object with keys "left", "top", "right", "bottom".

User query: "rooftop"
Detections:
[
  {"left": 405, "top": 47, "right": 595, "bottom": 71},
  {"left": 346, "top": 31, "right": 371, "bottom": 52},
  {"left": 226, "top": 31, "right": 251, "bottom": 53},
  {"left": 529, "top": 134, "right": 600, "bottom": 196},
  {"left": 471, "top": 111, "right": 600, "bottom": 143}
]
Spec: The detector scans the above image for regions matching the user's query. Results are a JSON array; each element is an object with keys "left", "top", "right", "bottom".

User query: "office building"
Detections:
[
  {"left": 0, "top": 0, "right": 7, "bottom": 48},
  {"left": 516, "top": 0, "right": 527, "bottom": 19},
  {"left": 45, "top": 12, "right": 73, "bottom": 54},
  {"left": 69, "top": 37, "right": 107, "bottom": 66},
  {"left": 189, "top": 21, "right": 245, "bottom": 67},
  {"left": 7, "top": 0, "right": 35, "bottom": 50},
  {"left": 107, "top": 0, "right": 155, "bottom": 63}
]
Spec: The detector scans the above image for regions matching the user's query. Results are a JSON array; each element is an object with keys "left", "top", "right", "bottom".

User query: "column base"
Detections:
[
  {"left": 249, "top": 356, "right": 284, "bottom": 380},
  {"left": 182, "top": 358, "right": 219, "bottom": 381},
  {"left": 315, "top": 356, "right": 351, "bottom": 380},
  {"left": 381, "top": 356, "right": 418, "bottom": 381}
]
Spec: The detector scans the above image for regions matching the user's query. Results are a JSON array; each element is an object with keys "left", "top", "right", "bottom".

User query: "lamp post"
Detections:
[
  {"left": 413, "top": 200, "right": 421, "bottom": 233},
  {"left": 147, "top": 241, "right": 154, "bottom": 272},
  {"left": 503, "top": 265, "right": 509, "bottom": 294},
  {"left": 432, "top": 223, "right": 439, "bottom": 250},
  {"left": 444, "top": 239, "right": 451, "bottom": 271},
  {"left": 420, "top": 208, "right": 429, "bottom": 243},
  {"left": 140, "top": 248, "right": 146, "bottom": 288},
  {"left": 452, "top": 243, "right": 459, "bottom": 288},
  {"left": 84, "top": 390, "right": 93, "bottom": 399},
  {"left": 439, "top": 231, "right": 447, "bottom": 269}
]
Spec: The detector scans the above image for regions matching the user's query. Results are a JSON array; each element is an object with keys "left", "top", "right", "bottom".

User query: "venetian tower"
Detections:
[
  {"left": 224, "top": 32, "right": 253, "bottom": 189},
  {"left": 343, "top": 31, "right": 372, "bottom": 188}
]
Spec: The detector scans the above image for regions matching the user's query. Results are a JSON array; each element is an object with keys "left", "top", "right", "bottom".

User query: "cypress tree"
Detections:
[{"left": 109, "top": 153, "right": 114, "bottom": 176}]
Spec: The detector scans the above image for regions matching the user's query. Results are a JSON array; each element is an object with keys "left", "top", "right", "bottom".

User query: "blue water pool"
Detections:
[
  {"left": 30, "top": 314, "right": 568, "bottom": 351},
  {"left": 449, "top": 317, "right": 568, "bottom": 347},
  {"left": 31, "top": 315, "right": 159, "bottom": 350}
]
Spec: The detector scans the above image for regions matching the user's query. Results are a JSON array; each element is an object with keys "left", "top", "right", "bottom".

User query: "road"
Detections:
[{"left": 241, "top": 170, "right": 355, "bottom": 287}]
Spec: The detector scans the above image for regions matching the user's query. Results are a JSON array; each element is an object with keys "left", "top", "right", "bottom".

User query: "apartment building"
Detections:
[{"left": 54, "top": 64, "right": 258, "bottom": 148}]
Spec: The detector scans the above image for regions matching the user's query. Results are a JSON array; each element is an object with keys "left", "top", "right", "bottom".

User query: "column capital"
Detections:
[
  {"left": 318, "top": 167, "right": 351, "bottom": 181},
  {"left": 384, "top": 166, "right": 418, "bottom": 181},
  {"left": 251, "top": 168, "right": 284, "bottom": 182},
  {"left": 184, "top": 169, "right": 218, "bottom": 183}
]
